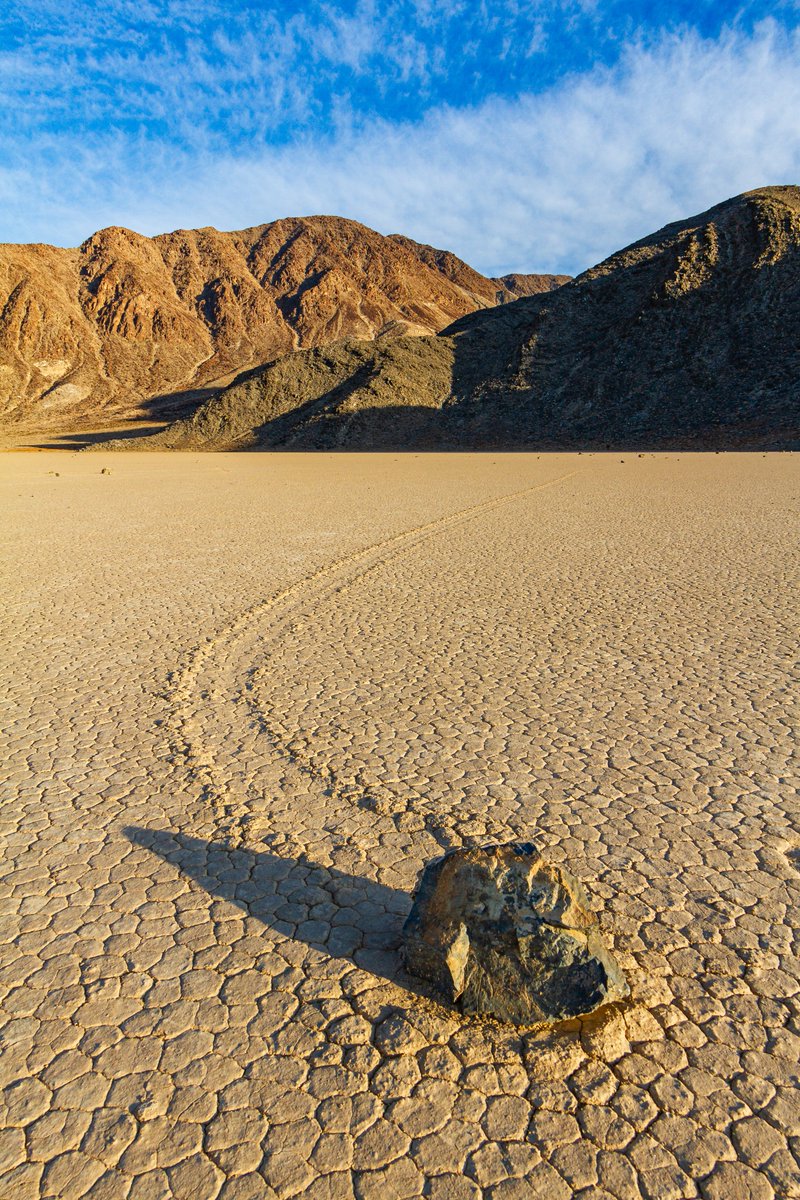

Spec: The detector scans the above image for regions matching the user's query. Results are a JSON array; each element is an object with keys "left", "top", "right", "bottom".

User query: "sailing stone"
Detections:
[{"left": 402, "top": 841, "right": 629, "bottom": 1026}]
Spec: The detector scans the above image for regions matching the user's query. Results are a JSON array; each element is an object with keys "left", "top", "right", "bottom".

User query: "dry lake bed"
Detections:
[{"left": 1, "top": 451, "right": 798, "bottom": 1200}]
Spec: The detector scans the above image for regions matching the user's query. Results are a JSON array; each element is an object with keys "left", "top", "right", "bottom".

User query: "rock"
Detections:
[{"left": 402, "top": 842, "right": 628, "bottom": 1026}]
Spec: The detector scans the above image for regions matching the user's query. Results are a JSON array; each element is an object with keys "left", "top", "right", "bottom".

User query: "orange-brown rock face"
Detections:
[
  {"left": 0, "top": 216, "right": 566, "bottom": 427},
  {"left": 390, "top": 234, "right": 569, "bottom": 304},
  {"left": 493, "top": 271, "right": 572, "bottom": 297}
]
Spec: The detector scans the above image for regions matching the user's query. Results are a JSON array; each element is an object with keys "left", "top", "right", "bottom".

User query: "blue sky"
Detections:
[{"left": 1, "top": 2, "right": 799, "bottom": 273}]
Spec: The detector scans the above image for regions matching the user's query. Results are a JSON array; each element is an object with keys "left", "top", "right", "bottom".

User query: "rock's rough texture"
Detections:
[{"left": 403, "top": 842, "right": 629, "bottom": 1026}]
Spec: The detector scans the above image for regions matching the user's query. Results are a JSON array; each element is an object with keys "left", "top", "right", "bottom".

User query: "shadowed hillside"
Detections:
[
  {"left": 0, "top": 217, "right": 566, "bottom": 429},
  {"left": 133, "top": 187, "right": 800, "bottom": 451}
]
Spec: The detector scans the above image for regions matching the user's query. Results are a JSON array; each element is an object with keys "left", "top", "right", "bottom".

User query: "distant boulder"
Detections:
[{"left": 402, "top": 842, "right": 628, "bottom": 1026}]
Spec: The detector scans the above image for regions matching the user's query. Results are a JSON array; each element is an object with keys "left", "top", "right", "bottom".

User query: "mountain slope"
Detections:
[
  {"left": 389, "top": 235, "right": 570, "bottom": 302},
  {"left": 138, "top": 186, "right": 800, "bottom": 451},
  {"left": 0, "top": 217, "right": 567, "bottom": 427}
]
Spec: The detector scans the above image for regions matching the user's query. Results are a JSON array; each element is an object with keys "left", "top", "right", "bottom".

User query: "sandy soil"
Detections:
[{"left": 1, "top": 451, "right": 798, "bottom": 1200}]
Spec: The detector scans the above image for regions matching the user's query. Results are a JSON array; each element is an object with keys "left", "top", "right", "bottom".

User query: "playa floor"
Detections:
[{"left": 1, "top": 451, "right": 798, "bottom": 1200}]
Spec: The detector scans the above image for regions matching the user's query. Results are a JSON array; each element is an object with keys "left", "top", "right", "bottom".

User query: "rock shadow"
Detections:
[
  {"left": 124, "top": 825, "right": 433, "bottom": 997},
  {"left": 30, "top": 425, "right": 169, "bottom": 450}
]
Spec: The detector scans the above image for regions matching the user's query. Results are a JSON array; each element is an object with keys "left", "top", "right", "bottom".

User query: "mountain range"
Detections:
[
  {"left": 0, "top": 218, "right": 566, "bottom": 427},
  {"left": 131, "top": 186, "right": 800, "bottom": 451},
  {"left": 2, "top": 187, "right": 798, "bottom": 449}
]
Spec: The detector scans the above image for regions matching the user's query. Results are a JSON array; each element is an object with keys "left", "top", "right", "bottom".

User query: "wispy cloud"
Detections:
[
  {"left": 0, "top": 0, "right": 599, "bottom": 145},
  {"left": 1, "top": 19, "right": 799, "bottom": 274}
]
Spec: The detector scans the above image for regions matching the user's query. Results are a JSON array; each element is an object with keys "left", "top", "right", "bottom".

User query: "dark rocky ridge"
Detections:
[{"left": 131, "top": 187, "right": 800, "bottom": 451}]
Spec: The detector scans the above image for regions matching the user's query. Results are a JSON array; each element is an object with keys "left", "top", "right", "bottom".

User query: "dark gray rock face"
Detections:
[{"left": 402, "top": 842, "right": 629, "bottom": 1026}]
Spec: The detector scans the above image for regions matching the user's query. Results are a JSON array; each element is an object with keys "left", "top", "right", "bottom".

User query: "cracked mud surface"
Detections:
[{"left": 1, "top": 451, "right": 798, "bottom": 1199}]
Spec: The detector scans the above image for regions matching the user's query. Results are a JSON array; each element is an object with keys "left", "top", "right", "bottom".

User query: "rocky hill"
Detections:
[
  {"left": 137, "top": 187, "right": 800, "bottom": 451},
  {"left": 0, "top": 217, "right": 566, "bottom": 428},
  {"left": 389, "top": 236, "right": 570, "bottom": 302}
]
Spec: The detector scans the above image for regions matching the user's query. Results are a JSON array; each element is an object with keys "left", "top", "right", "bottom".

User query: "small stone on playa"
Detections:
[{"left": 402, "top": 841, "right": 629, "bottom": 1026}]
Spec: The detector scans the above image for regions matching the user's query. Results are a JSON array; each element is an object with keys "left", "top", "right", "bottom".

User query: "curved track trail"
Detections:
[{"left": 167, "top": 469, "right": 579, "bottom": 849}]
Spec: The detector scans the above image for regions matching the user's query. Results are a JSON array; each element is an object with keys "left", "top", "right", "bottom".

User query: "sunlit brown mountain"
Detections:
[
  {"left": 0, "top": 217, "right": 567, "bottom": 427},
  {"left": 137, "top": 186, "right": 800, "bottom": 451}
]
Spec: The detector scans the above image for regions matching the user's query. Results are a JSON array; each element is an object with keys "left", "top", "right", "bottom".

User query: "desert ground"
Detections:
[{"left": 1, "top": 450, "right": 798, "bottom": 1200}]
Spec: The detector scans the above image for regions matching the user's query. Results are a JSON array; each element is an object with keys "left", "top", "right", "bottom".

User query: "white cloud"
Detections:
[
  {"left": 0, "top": 0, "right": 582, "bottom": 141},
  {"left": 1, "top": 23, "right": 799, "bottom": 274}
]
